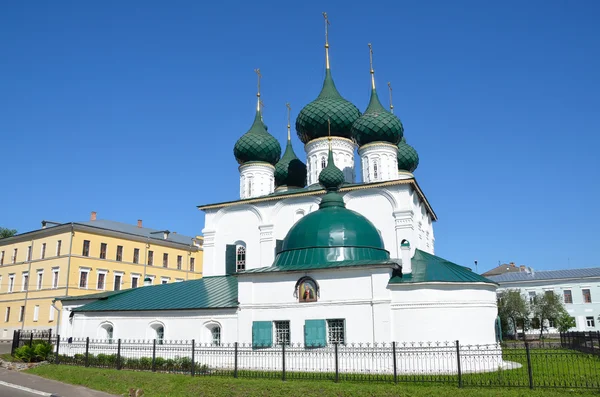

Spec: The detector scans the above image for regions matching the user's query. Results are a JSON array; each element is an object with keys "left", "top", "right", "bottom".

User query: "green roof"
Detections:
[
  {"left": 69, "top": 276, "right": 238, "bottom": 312},
  {"left": 352, "top": 88, "right": 403, "bottom": 146},
  {"left": 390, "top": 250, "right": 497, "bottom": 285},
  {"left": 295, "top": 69, "right": 361, "bottom": 144},
  {"left": 274, "top": 138, "right": 307, "bottom": 188},
  {"left": 239, "top": 259, "right": 400, "bottom": 274},
  {"left": 234, "top": 110, "right": 281, "bottom": 166},
  {"left": 397, "top": 137, "right": 419, "bottom": 172}
]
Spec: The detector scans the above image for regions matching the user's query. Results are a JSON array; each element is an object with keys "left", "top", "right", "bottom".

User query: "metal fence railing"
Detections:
[
  {"left": 10, "top": 332, "right": 600, "bottom": 389},
  {"left": 11, "top": 329, "right": 54, "bottom": 354},
  {"left": 561, "top": 331, "right": 600, "bottom": 356}
]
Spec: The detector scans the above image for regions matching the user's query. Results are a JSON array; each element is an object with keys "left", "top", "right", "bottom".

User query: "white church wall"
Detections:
[
  {"left": 237, "top": 268, "right": 394, "bottom": 344},
  {"left": 202, "top": 183, "right": 435, "bottom": 277},
  {"left": 390, "top": 283, "right": 498, "bottom": 345}
]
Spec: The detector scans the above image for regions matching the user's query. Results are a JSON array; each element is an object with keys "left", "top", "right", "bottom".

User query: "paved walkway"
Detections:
[{"left": 0, "top": 368, "right": 119, "bottom": 397}]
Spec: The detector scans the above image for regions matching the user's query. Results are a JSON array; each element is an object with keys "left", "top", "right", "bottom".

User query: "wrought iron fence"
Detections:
[
  {"left": 561, "top": 331, "right": 600, "bottom": 356},
  {"left": 10, "top": 332, "right": 600, "bottom": 389},
  {"left": 11, "top": 329, "right": 54, "bottom": 354}
]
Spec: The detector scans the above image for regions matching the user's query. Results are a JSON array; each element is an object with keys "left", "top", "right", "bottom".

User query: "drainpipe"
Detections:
[
  {"left": 21, "top": 239, "right": 35, "bottom": 331},
  {"left": 143, "top": 236, "right": 149, "bottom": 279},
  {"left": 51, "top": 302, "right": 61, "bottom": 336},
  {"left": 370, "top": 274, "right": 376, "bottom": 345},
  {"left": 64, "top": 223, "right": 74, "bottom": 296}
]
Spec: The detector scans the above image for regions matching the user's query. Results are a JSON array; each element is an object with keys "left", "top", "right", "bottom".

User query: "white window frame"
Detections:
[
  {"left": 131, "top": 274, "right": 140, "bottom": 289},
  {"left": 8, "top": 275, "right": 15, "bottom": 293},
  {"left": 56, "top": 240, "right": 62, "bottom": 256},
  {"left": 146, "top": 275, "right": 155, "bottom": 285},
  {"left": 79, "top": 268, "right": 90, "bottom": 289},
  {"left": 211, "top": 326, "right": 221, "bottom": 346},
  {"left": 18, "top": 306, "right": 24, "bottom": 322},
  {"left": 21, "top": 272, "right": 29, "bottom": 292},
  {"left": 96, "top": 270, "right": 107, "bottom": 291},
  {"left": 52, "top": 268, "right": 59, "bottom": 289},
  {"left": 49, "top": 305, "right": 55, "bottom": 322},
  {"left": 327, "top": 319, "right": 346, "bottom": 345},
  {"left": 12, "top": 248, "right": 17, "bottom": 264},
  {"left": 586, "top": 317, "right": 595, "bottom": 328},
  {"left": 33, "top": 305, "right": 39, "bottom": 322},
  {"left": 26, "top": 246, "right": 32, "bottom": 262},
  {"left": 114, "top": 272, "right": 124, "bottom": 291},
  {"left": 40, "top": 243, "right": 46, "bottom": 259},
  {"left": 274, "top": 320, "right": 290, "bottom": 346},
  {"left": 0, "top": 250, "right": 4, "bottom": 265},
  {"left": 36, "top": 271, "right": 43, "bottom": 291},
  {"left": 4, "top": 307, "right": 10, "bottom": 322},
  {"left": 175, "top": 278, "right": 184, "bottom": 283},
  {"left": 160, "top": 277, "right": 169, "bottom": 285}
]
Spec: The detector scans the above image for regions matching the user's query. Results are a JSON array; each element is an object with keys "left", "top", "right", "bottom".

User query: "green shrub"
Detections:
[
  {"left": 14, "top": 346, "right": 36, "bottom": 363},
  {"left": 96, "top": 354, "right": 118, "bottom": 367},
  {"left": 33, "top": 341, "right": 53, "bottom": 361},
  {"left": 154, "top": 357, "right": 166, "bottom": 368},
  {"left": 139, "top": 357, "right": 152, "bottom": 370}
]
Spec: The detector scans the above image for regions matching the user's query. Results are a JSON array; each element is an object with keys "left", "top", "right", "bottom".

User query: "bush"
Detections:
[
  {"left": 33, "top": 341, "right": 53, "bottom": 361},
  {"left": 154, "top": 357, "right": 166, "bottom": 369},
  {"left": 14, "top": 346, "right": 36, "bottom": 363},
  {"left": 139, "top": 357, "right": 152, "bottom": 370},
  {"left": 96, "top": 354, "right": 118, "bottom": 367}
]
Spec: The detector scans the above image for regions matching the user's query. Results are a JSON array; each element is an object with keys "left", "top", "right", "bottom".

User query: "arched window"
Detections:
[
  {"left": 149, "top": 322, "right": 165, "bottom": 345},
  {"left": 295, "top": 209, "right": 305, "bottom": 222},
  {"left": 236, "top": 246, "right": 246, "bottom": 271},
  {"left": 211, "top": 326, "right": 221, "bottom": 346},
  {"left": 321, "top": 156, "right": 326, "bottom": 169},
  {"left": 373, "top": 161, "right": 379, "bottom": 180},
  {"left": 98, "top": 322, "right": 114, "bottom": 343}
]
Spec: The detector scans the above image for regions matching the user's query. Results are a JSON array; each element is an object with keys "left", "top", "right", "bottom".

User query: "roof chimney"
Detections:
[
  {"left": 90, "top": 211, "right": 97, "bottom": 221},
  {"left": 41, "top": 221, "right": 47, "bottom": 229},
  {"left": 510, "top": 262, "right": 515, "bottom": 267},
  {"left": 400, "top": 240, "right": 412, "bottom": 274},
  {"left": 520, "top": 265, "right": 526, "bottom": 271},
  {"left": 163, "top": 231, "right": 170, "bottom": 240},
  {"left": 137, "top": 220, "right": 143, "bottom": 228}
]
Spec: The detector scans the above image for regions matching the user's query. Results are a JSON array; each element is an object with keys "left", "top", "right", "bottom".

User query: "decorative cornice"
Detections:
[
  {"left": 199, "top": 178, "right": 437, "bottom": 221},
  {"left": 239, "top": 162, "right": 276, "bottom": 172}
]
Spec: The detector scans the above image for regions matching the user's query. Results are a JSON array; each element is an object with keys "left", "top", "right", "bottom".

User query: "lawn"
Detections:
[{"left": 26, "top": 365, "right": 600, "bottom": 397}]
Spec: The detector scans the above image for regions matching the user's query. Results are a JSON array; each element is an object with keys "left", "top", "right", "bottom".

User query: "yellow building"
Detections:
[{"left": 0, "top": 212, "right": 202, "bottom": 338}]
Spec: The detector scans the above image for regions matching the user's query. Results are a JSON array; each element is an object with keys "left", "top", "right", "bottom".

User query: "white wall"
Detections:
[
  {"left": 390, "top": 283, "right": 498, "bottom": 345},
  {"left": 202, "top": 184, "right": 436, "bottom": 277}
]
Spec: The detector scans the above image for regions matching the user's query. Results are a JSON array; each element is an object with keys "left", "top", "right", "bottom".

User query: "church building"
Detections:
[{"left": 58, "top": 15, "right": 499, "bottom": 354}]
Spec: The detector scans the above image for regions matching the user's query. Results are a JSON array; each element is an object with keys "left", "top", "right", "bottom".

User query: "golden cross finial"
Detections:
[
  {"left": 387, "top": 82, "right": 394, "bottom": 114},
  {"left": 254, "top": 68, "right": 262, "bottom": 111},
  {"left": 323, "top": 12, "right": 331, "bottom": 69},
  {"left": 368, "top": 43, "right": 375, "bottom": 89},
  {"left": 286, "top": 103, "right": 291, "bottom": 141}
]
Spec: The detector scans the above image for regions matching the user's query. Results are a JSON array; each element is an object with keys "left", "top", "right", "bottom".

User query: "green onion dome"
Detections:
[
  {"left": 397, "top": 137, "right": 419, "bottom": 172},
  {"left": 273, "top": 149, "right": 389, "bottom": 267},
  {"left": 295, "top": 70, "right": 361, "bottom": 144},
  {"left": 234, "top": 110, "right": 281, "bottom": 166},
  {"left": 351, "top": 88, "right": 403, "bottom": 146},
  {"left": 318, "top": 147, "right": 345, "bottom": 191},
  {"left": 274, "top": 139, "right": 307, "bottom": 188}
]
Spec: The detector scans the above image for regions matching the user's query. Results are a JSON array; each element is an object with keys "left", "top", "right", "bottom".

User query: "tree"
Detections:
[
  {"left": 531, "top": 292, "right": 566, "bottom": 339},
  {"left": 497, "top": 289, "right": 530, "bottom": 340},
  {"left": 0, "top": 228, "right": 17, "bottom": 239},
  {"left": 556, "top": 311, "right": 576, "bottom": 333}
]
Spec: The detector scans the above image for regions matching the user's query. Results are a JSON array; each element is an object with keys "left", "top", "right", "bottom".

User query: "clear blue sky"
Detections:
[{"left": 1, "top": 0, "right": 599, "bottom": 273}]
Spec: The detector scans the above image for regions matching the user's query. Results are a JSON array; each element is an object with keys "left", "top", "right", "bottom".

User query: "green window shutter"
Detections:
[
  {"left": 275, "top": 239, "right": 284, "bottom": 256},
  {"left": 304, "top": 319, "right": 326, "bottom": 347},
  {"left": 225, "top": 245, "right": 236, "bottom": 274},
  {"left": 252, "top": 321, "right": 272, "bottom": 348}
]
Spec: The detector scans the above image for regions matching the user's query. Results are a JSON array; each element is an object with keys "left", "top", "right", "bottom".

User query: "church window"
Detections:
[
  {"left": 274, "top": 321, "right": 290, "bottom": 346},
  {"left": 150, "top": 323, "right": 165, "bottom": 344},
  {"left": 321, "top": 156, "right": 326, "bottom": 169},
  {"left": 236, "top": 246, "right": 246, "bottom": 271},
  {"left": 373, "top": 161, "right": 379, "bottom": 180},
  {"left": 327, "top": 319, "right": 345, "bottom": 344},
  {"left": 99, "top": 323, "right": 114, "bottom": 343},
  {"left": 211, "top": 326, "right": 221, "bottom": 346},
  {"left": 247, "top": 177, "right": 253, "bottom": 197}
]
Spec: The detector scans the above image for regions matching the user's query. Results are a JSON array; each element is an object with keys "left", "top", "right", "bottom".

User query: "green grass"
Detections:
[
  {"left": 25, "top": 365, "right": 600, "bottom": 397},
  {"left": 0, "top": 352, "right": 21, "bottom": 362}
]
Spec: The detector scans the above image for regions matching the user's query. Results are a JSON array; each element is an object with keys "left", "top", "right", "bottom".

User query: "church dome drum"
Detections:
[{"left": 352, "top": 89, "right": 403, "bottom": 146}]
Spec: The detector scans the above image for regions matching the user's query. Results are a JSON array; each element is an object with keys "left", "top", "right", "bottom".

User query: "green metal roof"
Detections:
[
  {"left": 70, "top": 276, "right": 238, "bottom": 312},
  {"left": 274, "top": 138, "right": 307, "bottom": 188},
  {"left": 352, "top": 88, "right": 403, "bottom": 146},
  {"left": 397, "top": 137, "right": 419, "bottom": 172},
  {"left": 295, "top": 69, "right": 361, "bottom": 144},
  {"left": 318, "top": 149, "right": 345, "bottom": 191},
  {"left": 390, "top": 249, "right": 497, "bottom": 285},
  {"left": 57, "top": 289, "right": 130, "bottom": 302},
  {"left": 239, "top": 259, "right": 400, "bottom": 274},
  {"left": 234, "top": 110, "right": 281, "bottom": 166}
]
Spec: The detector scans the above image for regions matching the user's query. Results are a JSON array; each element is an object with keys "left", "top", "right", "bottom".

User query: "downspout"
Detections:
[
  {"left": 143, "top": 236, "right": 149, "bottom": 279},
  {"left": 51, "top": 301, "right": 61, "bottom": 337},
  {"left": 64, "top": 223, "right": 74, "bottom": 296},
  {"left": 21, "top": 239, "right": 35, "bottom": 330},
  {"left": 370, "top": 274, "right": 376, "bottom": 345}
]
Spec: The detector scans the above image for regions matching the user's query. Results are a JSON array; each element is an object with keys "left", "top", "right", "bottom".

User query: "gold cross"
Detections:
[
  {"left": 368, "top": 43, "right": 375, "bottom": 89},
  {"left": 254, "top": 68, "right": 262, "bottom": 111},
  {"left": 286, "top": 102, "right": 291, "bottom": 138},
  {"left": 323, "top": 12, "right": 331, "bottom": 69}
]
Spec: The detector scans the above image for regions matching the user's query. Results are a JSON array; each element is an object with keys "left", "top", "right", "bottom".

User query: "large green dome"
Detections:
[
  {"left": 274, "top": 139, "right": 307, "bottom": 188},
  {"left": 234, "top": 110, "right": 282, "bottom": 166},
  {"left": 295, "top": 70, "right": 361, "bottom": 144},
  {"left": 273, "top": 148, "right": 389, "bottom": 267},
  {"left": 352, "top": 89, "right": 403, "bottom": 146},
  {"left": 397, "top": 137, "right": 419, "bottom": 172}
]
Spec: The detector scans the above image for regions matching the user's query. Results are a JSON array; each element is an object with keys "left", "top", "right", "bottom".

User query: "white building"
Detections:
[
  {"left": 58, "top": 20, "right": 502, "bottom": 372},
  {"left": 489, "top": 268, "right": 600, "bottom": 333}
]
